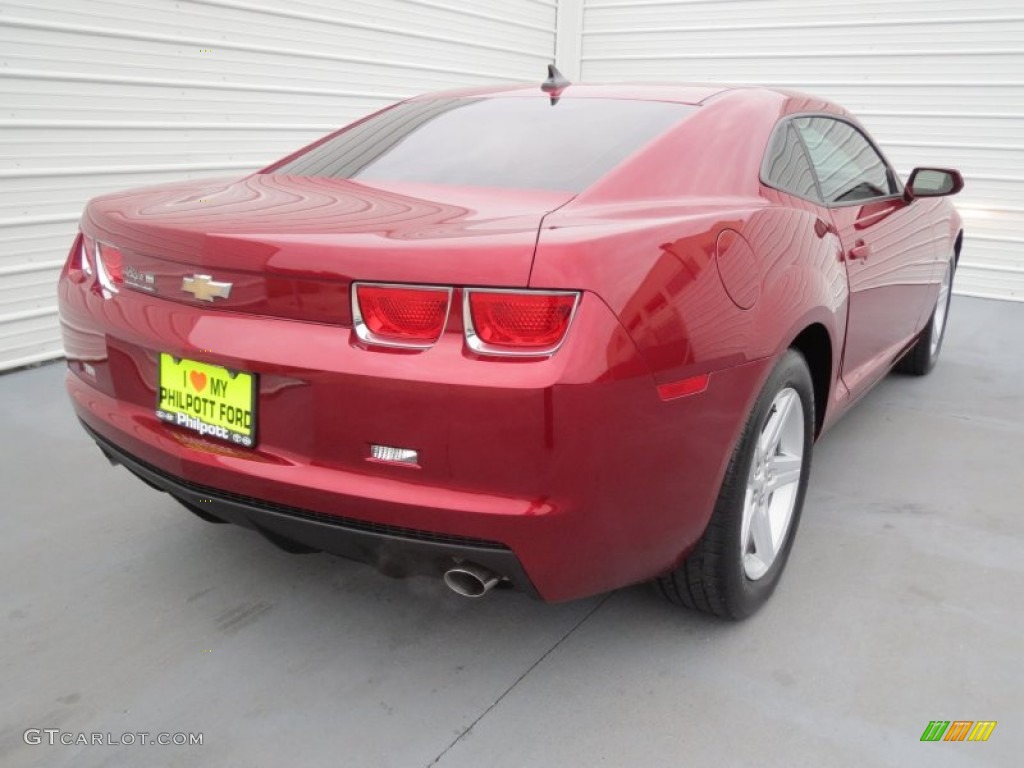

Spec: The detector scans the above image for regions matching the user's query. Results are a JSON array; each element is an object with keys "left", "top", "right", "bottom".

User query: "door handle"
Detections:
[{"left": 848, "top": 240, "right": 872, "bottom": 262}]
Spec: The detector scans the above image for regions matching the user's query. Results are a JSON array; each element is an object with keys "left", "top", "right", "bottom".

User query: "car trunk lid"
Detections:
[{"left": 82, "top": 174, "right": 573, "bottom": 324}]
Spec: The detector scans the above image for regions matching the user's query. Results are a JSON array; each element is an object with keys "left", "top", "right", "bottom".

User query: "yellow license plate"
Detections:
[{"left": 156, "top": 354, "right": 256, "bottom": 447}]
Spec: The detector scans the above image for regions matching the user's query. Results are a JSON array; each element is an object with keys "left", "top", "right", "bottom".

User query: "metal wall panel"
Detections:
[
  {"left": 581, "top": 0, "right": 1024, "bottom": 300},
  {"left": 0, "top": 0, "right": 557, "bottom": 369},
  {"left": 1, "top": 0, "right": 1017, "bottom": 371}
]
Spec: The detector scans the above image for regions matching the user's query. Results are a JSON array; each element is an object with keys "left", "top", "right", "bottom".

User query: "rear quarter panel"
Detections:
[
  {"left": 531, "top": 196, "right": 848, "bottom": 398},
  {"left": 528, "top": 192, "right": 848, "bottom": 581}
]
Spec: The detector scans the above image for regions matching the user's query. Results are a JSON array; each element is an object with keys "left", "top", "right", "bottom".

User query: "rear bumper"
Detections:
[
  {"left": 60, "top": 265, "right": 772, "bottom": 602},
  {"left": 85, "top": 422, "right": 537, "bottom": 596}
]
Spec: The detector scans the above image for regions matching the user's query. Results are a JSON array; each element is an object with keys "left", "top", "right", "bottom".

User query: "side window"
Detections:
[
  {"left": 794, "top": 117, "right": 896, "bottom": 204},
  {"left": 763, "top": 123, "right": 821, "bottom": 202}
]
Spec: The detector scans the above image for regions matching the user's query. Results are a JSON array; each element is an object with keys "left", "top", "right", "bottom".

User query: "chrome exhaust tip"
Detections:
[{"left": 443, "top": 563, "right": 500, "bottom": 598}]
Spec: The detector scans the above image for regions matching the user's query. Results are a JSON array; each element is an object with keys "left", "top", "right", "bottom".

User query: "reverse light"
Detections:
[
  {"left": 464, "top": 289, "right": 579, "bottom": 356},
  {"left": 369, "top": 444, "right": 419, "bottom": 466},
  {"left": 352, "top": 282, "right": 451, "bottom": 348},
  {"left": 78, "top": 234, "right": 94, "bottom": 277},
  {"left": 95, "top": 240, "right": 123, "bottom": 294}
]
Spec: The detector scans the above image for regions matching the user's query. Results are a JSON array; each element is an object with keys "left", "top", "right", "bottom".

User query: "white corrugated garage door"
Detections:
[
  {"left": 578, "top": 0, "right": 1024, "bottom": 301},
  {"left": 1, "top": 0, "right": 1019, "bottom": 371},
  {"left": 0, "top": 0, "right": 557, "bottom": 370}
]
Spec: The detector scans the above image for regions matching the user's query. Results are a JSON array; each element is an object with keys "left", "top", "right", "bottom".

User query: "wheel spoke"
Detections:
[
  {"left": 759, "top": 390, "right": 796, "bottom": 456},
  {"left": 765, "top": 453, "right": 802, "bottom": 493},
  {"left": 749, "top": 501, "right": 775, "bottom": 563}
]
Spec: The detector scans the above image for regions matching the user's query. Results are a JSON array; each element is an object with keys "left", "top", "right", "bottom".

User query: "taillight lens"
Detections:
[
  {"left": 352, "top": 283, "right": 451, "bottom": 348},
  {"left": 465, "top": 290, "right": 579, "bottom": 355},
  {"left": 95, "top": 240, "right": 123, "bottom": 293}
]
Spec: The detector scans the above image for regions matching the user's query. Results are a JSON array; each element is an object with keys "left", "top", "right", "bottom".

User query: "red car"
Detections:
[{"left": 58, "top": 75, "right": 963, "bottom": 618}]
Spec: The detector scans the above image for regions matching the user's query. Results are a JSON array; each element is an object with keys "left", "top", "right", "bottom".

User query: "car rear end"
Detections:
[
  {"left": 58, "top": 90, "right": 761, "bottom": 602},
  {"left": 60, "top": 222, "right": 680, "bottom": 601}
]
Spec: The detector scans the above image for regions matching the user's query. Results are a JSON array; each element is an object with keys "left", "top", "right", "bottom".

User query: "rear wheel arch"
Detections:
[
  {"left": 788, "top": 323, "right": 832, "bottom": 438},
  {"left": 657, "top": 349, "right": 816, "bottom": 618}
]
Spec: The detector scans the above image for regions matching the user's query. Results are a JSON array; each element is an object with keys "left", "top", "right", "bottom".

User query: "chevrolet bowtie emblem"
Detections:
[{"left": 182, "top": 274, "right": 232, "bottom": 302}]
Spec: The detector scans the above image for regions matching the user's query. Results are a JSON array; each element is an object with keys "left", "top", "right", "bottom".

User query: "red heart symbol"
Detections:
[{"left": 190, "top": 371, "right": 207, "bottom": 392}]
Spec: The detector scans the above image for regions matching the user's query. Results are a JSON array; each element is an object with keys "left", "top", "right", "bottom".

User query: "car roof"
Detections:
[{"left": 409, "top": 82, "right": 832, "bottom": 109}]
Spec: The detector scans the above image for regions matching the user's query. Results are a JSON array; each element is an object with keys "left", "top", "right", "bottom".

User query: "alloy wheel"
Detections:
[
  {"left": 930, "top": 261, "right": 953, "bottom": 358},
  {"left": 740, "top": 387, "right": 805, "bottom": 580}
]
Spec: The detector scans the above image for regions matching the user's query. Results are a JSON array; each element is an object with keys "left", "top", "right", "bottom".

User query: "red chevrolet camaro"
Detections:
[{"left": 58, "top": 75, "right": 963, "bottom": 618}]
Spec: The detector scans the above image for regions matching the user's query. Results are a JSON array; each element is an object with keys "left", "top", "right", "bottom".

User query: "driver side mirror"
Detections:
[{"left": 906, "top": 168, "right": 964, "bottom": 199}]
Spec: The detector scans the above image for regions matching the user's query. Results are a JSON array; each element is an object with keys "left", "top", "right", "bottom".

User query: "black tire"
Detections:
[
  {"left": 175, "top": 496, "right": 228, "bottom": 524},
  {"left": 657, "top": 350, "right": 815, "bottom": 619},
  {"left": 896, "top": 254, "right": 955, "bottom": 376}
]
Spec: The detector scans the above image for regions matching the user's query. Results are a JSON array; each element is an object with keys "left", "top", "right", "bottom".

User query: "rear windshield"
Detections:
[{"left": 271, "top": 97, "right": 695, "bottom": 193}]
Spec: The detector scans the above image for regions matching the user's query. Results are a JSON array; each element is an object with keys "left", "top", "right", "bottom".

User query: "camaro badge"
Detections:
[
  {"left": 124, "top": 265, "right": 156, "bottom": 292},
  {"left": 182, "top": 274, "right": 232, "bottom": 302}
]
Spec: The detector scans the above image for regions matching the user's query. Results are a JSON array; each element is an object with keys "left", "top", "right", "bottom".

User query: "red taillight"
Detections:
[
  {"left": 465, "top": 290, "right": 579, "bottom": 355},
  {"left": 97, "top": 241, "right": 123, "bottom": 284},
  {"left": 92, "top": 240, "right": 123, "bottom": 294},
  {"left": 353, "top": 283, "right": 451, "bottom": 348}
]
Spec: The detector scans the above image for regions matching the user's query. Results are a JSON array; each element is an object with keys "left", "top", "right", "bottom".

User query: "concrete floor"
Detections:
[{"left": 1, "top": 295, "right": 1021, "bottom": 768}]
